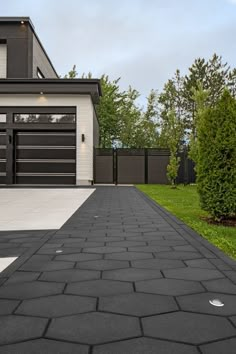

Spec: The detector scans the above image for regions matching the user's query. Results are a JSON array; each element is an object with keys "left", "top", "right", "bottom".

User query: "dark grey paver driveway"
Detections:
[{"left": 0, "top": 186, "right": 236, "bottom": 353}]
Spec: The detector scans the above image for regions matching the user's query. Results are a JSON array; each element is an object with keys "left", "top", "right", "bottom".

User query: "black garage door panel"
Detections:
[
  {"left": 0, "top": 132, "right": 6, "bottom": 184},
  {"left": 16, "top": 175, "right": 75, "bottom": 184},
  {"left": 0, "top": 162, "right": 6, "bottom": 172},
  {"left": 17, "top": 161, "right": 76, "bottom": 173},
  {"left": 16, "top": 148, "right": 76, "bottom": 159},
  {"left": 16, "top": 133, "right": 76, "bottom": 146},
  {"left": 15, "top": 131, "right": 76, "bottom": 185},
  {"left": 0, "top": 148, "right": 6, "bottom": 159}
]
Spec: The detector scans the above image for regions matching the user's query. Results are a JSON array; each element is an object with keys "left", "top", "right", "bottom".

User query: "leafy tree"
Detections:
[
  {"left": 164, "top": 110, "right": 184, "bottom": 186},
  {"left": 64, "top": 65, "right": 78, "bottom": 78},
  {"left": 197, "top": 90, "right": 236, "bottom": 220},
  {"left": 96, "top": 75, "right": 125, "bottom": 147}
]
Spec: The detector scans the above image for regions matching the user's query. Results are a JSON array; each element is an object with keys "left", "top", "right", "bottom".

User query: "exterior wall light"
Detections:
[
  {"left": 40, "top": 91, "right": 44, "bottom": 95},
  {"left": 81, "top": 134, "right": 85, "bottom": 142},
  {"left": 21, "top": 21, "right": 25, "bottom": 24}
]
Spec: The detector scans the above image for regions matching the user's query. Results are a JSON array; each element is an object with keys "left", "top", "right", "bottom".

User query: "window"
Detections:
[
  {"left": 0, "top": 114, "right": 6, "bottom": 123},
  {"left": 0, "top": 43, "right": 7, "bottom": 78},
  {"left": 14, "top": 113, "right": 76, "bottom": 124},
  {"left": 37, "top": 68, "right": 45, "bottom": 79}
]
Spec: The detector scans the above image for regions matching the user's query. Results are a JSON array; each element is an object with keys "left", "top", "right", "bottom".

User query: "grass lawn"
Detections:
[{"left": 137, "top": 184, "right": 236, "bottom": 260}]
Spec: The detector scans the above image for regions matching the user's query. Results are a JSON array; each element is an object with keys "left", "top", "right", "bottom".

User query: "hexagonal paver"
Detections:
[
  {"left": 142, "top": 312, "right": 236, "bottom": 344},
  {"left": 148, "top": 240, "right": 188, "bottom": 246},
  {"left": 177, "top": 292, "right": 236, "bottom": 316},
  {"left": 82, "top": 247, "right": 126, "bottom": 254},
  {"left": 93, "top": 337, "right": 198, "bottom": 354},
  {"left": 185, "top": 259, "right": 216, "bottom": 269},
  {"left": 105, "top": 252, "right": 153, "bottom": 261},
  {"left": 37, "top": 247, "right": 82, "bottom": 255},
  {"left": 230, "top": 315, "right": 236, "bottom": 326},
  {"left": 155, "top": 251, "right": 202, "bottom": 260},
  {"left": 20, "top": 259, "right": 74, "bottom": 272},
  {"left": 76, "top": 260, "right": 129, "bottom": 271},
  {"left": 0, "top": 299, "right": 20, "bottom": 315},
  {"left": 202, "top": 278, "right": 236, "bottom": 294},
  {"left": 163, "top": 267, "right": 224, "bottom": 281},
  {"left": 99, "top": 293, "right": 177, "bottom": 316},
  {"left": 128, "top": 246, "right": 171, "bottom": 253},
  {"left": 131, "top": 258, "right": 185, "bottom": 269},
  {"left": 39, "top": 269, "right": 100, "bottom": 283},
  {"left": 0, "top": 315, "right": 47, "bottom": 345},
  {"left": 0, "top": 339, "right": 89, "bottom": 354},
  {"left": 0, "top": 281, "right": 64, "bottom": 300},
  {"left": 46, "top": 312, "right": 141, "bottom": 344},
  {"left": 55, "top": 253, "right": 102, "bottom": 262},
  {"left": 136, "top": 278, "right": 204, "bottom": 296},
  {"left": 173, "top": 245, "right": 197, "bottom": 251},
  {"left": 103, "top": 268, "right": 162, "bottom": 282},
  {"left": 4, "top": 271, "right": 40, "bottom": 284},
  {"left": 63, "top": 242, "right": 105, "bottom": 248},
  {"left": 66, "top": 279, "right": 133, "bottom": 297},
  {"left": 106, "top": 241, "right": 146, "bottom": 247},
  {"left": 200, "top": 338, "right": 236, "bottom": 354},
  {"left": 223, "top": 271, "right": 236, "bottom": 284},
  {"left": 16, "top": 294, "right": 96, "bottom": 317}
]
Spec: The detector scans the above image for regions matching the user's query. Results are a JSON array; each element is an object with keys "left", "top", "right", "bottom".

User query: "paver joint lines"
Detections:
[{"left": 0, "top": 186, "right": 236, "bottom": 353}]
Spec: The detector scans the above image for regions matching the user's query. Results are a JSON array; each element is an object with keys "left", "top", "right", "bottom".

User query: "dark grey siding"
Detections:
[
  {"left": 0, "top": 23, "right": 32, "bottom": 78},
  {"left": 32, "top": 34, "right": 57, "bottom": 78}
]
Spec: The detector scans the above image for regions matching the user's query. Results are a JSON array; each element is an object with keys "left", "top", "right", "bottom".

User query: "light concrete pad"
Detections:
[
  {"left": 0, "top": 189, "right": 95, "bottom": 231},
  {"left": 0, "top": 257, "right": 17, "bottom": 272}
]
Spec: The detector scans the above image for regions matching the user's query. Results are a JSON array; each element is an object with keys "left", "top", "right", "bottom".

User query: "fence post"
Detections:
[
  {"left": 145, "top": 149, "right": 148, "bottom": 184},
  {"left": 113, "top": 149, "right": 117, "bottom": 185}
]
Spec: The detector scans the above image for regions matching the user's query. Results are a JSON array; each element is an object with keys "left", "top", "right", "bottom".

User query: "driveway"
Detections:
[
  {"left": 0, "top": 186, "right": 236, "bottom": 353},
  {"left": 0, "top": 188, "right": 94, "bottom": 230}
]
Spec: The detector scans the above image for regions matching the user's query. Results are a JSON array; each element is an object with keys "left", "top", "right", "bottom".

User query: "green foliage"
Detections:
[
  {"left": 167, "top": 155, "right": 180, "bottom": 186},
  {"left": 197, "top": 90, "right": 236, "bottom": 220},
  {"left": 162, "top": 110, "right": 184, "bottom": 185},
  {"left": 64, "top": 65, "right": 78, "bottom": 78},
  {"left": 137, "top": 184, "right": 236, "bottom": 259}
]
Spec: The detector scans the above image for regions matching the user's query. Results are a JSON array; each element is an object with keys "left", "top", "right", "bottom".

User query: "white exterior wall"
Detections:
[
  {"left": 0, "top": 94, "right": 94, "bottom": 185},
  {"left": 0, "top": 44, "right": 7, "bottom": 78}
]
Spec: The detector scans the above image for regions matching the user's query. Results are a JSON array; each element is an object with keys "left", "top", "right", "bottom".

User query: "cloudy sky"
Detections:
[{"left": 1, "top": 0, "right": 236, "bottom": 104}]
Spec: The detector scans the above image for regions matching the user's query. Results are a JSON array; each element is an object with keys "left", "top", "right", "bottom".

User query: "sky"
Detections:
[{"left": 1, "top": 0, "right": 236, "bottom": 105}]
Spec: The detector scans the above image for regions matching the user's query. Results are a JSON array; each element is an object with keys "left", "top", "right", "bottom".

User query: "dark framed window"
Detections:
[
  {"left": 37, "top": 68, "right": 45, "bottom": 79},
  {"left": 14, "top": 114, "right": 76, "bottom": 124},
  {"left": 0, "top": 114, "right": 6, "bottom": 123}
]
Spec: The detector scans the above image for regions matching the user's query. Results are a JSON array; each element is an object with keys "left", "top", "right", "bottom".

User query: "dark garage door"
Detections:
[
  {"left": 0, "top": 131, "right": 6, "bottom": 184},
  {"left": 15, "top": 131, "right": 76, "bottom": 184}
]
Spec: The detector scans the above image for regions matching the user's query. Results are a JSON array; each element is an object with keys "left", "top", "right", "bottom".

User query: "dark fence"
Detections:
[{"left": 94, "top": 148, "right": 196, "bottom": 185}]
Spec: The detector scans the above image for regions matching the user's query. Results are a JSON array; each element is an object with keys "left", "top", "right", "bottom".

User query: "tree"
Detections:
[
  {"left": 189, "top": 82, "right": 209, "bottom": 163},
  {"left": 64, "top": 65, "right": 78, "bottom": 78},
  {"left": 197, "top": 90, "right": 236, "bottom": 220},
  {"left": 158, "top": 70, "right": 186, "bottom": 146},
  {"left": 164, "top": 110, "right": 184, "bottom": 186}
]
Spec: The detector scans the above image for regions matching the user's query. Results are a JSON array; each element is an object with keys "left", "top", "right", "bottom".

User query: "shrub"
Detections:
[{"left": 197, "top": 90, "right": 236, "bottom": 220}]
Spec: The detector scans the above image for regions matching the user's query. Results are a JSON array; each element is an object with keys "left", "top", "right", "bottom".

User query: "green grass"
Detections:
[{"left": 137, "top": 184, "right": 236, "bottom": 260}]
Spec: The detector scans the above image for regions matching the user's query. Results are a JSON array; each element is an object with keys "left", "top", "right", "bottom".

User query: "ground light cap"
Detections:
[{"left": 209, "top": 298, "right": 224, "bottom": 307}]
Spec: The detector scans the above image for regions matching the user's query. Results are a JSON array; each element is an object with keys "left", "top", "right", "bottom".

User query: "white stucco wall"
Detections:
[{"left": 0, "top": 94, "right": 95, "bottom": 185}]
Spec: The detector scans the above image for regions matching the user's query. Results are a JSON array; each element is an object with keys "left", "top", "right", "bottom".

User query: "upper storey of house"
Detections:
[{"left": 0, "top": 17, "right": 58, "bottom": 79}]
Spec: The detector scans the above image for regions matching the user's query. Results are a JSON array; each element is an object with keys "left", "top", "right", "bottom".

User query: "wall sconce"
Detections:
[{"left": 81, "top": 134, "right": 85, "bottom": 143}]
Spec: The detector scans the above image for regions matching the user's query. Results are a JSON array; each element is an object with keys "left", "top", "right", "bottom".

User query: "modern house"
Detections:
[{"left": 0, "top": 17, "right": 101, "bottom": 185}]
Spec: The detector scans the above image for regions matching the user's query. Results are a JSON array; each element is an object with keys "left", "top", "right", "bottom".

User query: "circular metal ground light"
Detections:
[{"left": 209, "top": 299, "right": 224, "bottom": 307}]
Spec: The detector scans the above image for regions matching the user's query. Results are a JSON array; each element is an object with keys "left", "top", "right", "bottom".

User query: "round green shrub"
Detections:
[{"left": 197, "top": 90, "right": 236, "bottom": 220}]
